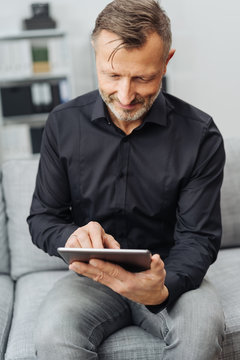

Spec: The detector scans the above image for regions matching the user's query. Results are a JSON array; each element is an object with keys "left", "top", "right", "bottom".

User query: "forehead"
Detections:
[{"left": 94, "top": 30, "right": 165, "bottom": 73}]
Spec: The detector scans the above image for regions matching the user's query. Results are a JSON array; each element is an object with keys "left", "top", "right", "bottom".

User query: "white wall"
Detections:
[
  {"left": 0, "top": 0, "right": 239, "bottom": 137},
  {"left": 162, "top": 0, "right": 240, "bottom": 137}
]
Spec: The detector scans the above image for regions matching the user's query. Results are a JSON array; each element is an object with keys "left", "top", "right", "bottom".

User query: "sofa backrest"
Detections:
[
  {"left": 220, "top": 138, "right": 240, "bottom": 249},
  {"left": 2, "top": 159, "right": 67, "bottom": 280},
  {"left": 0, "top": 172, "right": 10, "bottom": 274},
  {"left": 1, "top": 138, "right": 239, "bottom": 279}
]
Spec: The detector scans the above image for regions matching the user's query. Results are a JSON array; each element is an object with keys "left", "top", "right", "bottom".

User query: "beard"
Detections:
[{"left": 99, "top": 85, "right": 161, "bottom": 123}]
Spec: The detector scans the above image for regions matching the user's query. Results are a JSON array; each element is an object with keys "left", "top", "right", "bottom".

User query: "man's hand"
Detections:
[
  {"left": 69, "top": 254, "right": 169, "bottom": 306},
  {"left": 65, "top": 221, "right": 120, "bottom": 249}
]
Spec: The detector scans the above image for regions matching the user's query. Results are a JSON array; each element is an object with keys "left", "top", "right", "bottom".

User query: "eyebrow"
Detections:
[{"left": 101, "top": 70, "right": 161, "bottom": 79}]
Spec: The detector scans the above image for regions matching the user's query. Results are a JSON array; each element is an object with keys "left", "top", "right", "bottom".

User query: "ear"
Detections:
[
  {"left": 91, "top": 39, "right": 97, "bottom": 59},
  {"left": 91, "top": 39, "right": 96, "bottom": 50},
  {"left": 163, "top": 48, "right": 175, "bottom": 75}
]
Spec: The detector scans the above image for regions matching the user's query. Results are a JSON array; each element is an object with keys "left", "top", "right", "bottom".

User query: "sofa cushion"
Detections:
[
  {"left": 221, "top": 138, "right": 240, "bottom": 248},
  {"left": 207, "top": 248, "right": 240, "bottom": 359},
  {"left": 5, "top": 270, "right": 165, "bottom": 360},
  {"left": 0, "top": 275, "right": 14, "bottom": 360},
  {"left": 0, "top": 173, "right": 9, "bottom": 274},
  {"left": 2, "top": 159, "right": 67, "bottom": 280},
  {"left": 5, "top": 270, "right": 67, "bottom": 360}
]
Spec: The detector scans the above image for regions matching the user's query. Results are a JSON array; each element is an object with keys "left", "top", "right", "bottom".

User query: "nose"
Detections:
[{"left": 117, "top": 78, "right": 136, "bottom": 105}]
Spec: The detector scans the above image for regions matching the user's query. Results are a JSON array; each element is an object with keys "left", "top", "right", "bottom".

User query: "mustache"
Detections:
[{"left": 109, "top": 94, "right": 145, "bottom": 105}]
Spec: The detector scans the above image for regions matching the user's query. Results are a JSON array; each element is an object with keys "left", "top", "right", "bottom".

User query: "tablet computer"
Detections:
[{"left": 57, "top": 248, "right": 151, "bottom": 272}]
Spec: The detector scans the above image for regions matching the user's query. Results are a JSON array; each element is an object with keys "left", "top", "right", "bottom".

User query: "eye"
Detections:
[
  {"left": 135, "top": 76, "right": 149, "bottom": 82},
  {"left": 110, "top": 74, "right": 120, "bottom": 79},
  {"left": 135, "top": 76, "right": 155, "bottom": 83}
]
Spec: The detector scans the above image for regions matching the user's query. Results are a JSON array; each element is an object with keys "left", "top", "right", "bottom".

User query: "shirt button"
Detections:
[
  {"left": 122, "top": 137, "right": 128, "bottom": 142},
  {"left": 119, "top": 172, "right": 124, "bottom": 178}
]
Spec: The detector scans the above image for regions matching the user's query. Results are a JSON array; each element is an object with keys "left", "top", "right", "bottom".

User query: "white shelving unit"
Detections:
[
  {"left": 0, "top": 29, "right": 72, "bottom": 163},
  {"left": 0, "top": 29, "right": 68, "bottom": 76}
]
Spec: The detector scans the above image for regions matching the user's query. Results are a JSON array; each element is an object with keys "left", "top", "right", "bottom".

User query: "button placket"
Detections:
[{"left": 115, "top": 136, "right": 130, "bottom": 245}]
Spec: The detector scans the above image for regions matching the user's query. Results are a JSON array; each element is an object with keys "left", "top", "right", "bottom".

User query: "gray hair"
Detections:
[{"left": 92, "top": 0, "right": 172, "bottom": 61}]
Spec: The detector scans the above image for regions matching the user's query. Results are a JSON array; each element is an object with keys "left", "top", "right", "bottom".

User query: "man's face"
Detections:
[{"left": 94, "top": 30, "right": 173, "bottom": 123}]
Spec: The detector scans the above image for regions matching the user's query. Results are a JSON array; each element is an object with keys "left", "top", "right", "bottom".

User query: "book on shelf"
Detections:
[
  {"left": 0, "top": 40, "right": 32, "bottom": 80},
  {"left": 0, "top": 79, "right": 70, "bottom": 117},
  {"left": 48, "top": 37, "right": 67, "bottom": 74},
  {"left": 31, "top": 45, "right": 50, "bottom": 73},
  {"left": 0, "top": 35, "right": 68, "bottom": 79}
]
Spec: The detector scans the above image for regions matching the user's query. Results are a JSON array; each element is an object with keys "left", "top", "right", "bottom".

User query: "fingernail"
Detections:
[
  {"left": 69, "top": 264, "right": 75, "bottom": 271},
  {"left": 89, "top": 259, "right": 97, "bottom": 266}
]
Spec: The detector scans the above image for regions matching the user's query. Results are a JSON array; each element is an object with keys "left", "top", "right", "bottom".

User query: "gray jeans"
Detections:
[{"left": 35, "top": 272, "right": 225, "bottom": 360}]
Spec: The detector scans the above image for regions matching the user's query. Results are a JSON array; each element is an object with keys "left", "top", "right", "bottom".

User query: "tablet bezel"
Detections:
[{"left": 57, "top": 248, "right": 152, "bottom": 272}]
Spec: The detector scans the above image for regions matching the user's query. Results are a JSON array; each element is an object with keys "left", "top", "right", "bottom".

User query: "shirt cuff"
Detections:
[
  {"left": 145, "top": 298, "right": 169, "bottom": 313},
  {"left": 164, "top": 271, "right": 186, "bottom": 308},
  {"left": 54, "top": 223, "right": 79, "bottom": 256}
]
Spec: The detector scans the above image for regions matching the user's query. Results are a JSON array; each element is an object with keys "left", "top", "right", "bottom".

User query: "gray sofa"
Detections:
[{"left": 0, "top": 138, "right": 239, "bottom": 360}]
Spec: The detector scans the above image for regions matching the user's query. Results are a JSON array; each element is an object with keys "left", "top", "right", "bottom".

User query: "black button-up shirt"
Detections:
[{"left": 28, "top": 90, "right": 225, "bottom": 306}]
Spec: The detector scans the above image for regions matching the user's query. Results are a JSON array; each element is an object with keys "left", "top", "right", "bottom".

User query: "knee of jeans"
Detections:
[
  {"left": 165, "top": 284, "right": 225, "bottom": 340},
  {"left": 34, "top": 314, "right": 64, "bottom": 351},
  {"left": 209, "top": 305, "right": 226, "bottom": 344},
  {"left": 34, "top": 317, "right": 95, "bottom": 356}
]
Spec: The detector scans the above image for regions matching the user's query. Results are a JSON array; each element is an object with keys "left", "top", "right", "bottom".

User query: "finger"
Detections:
[
  {"left": 69, "top": 261, "right": 105, "bottom": 281},
  {"left": 136, "top": 254, "right": 163, "bottom": 276},
  {"left": 150, "top": 254, "right": 166, "bottom": 275},
  {"left": 65, "top": 234, "right": 82, "bottom": 248},
  {"left": 70, "top": 260, "right": 123, "bottom": 289},
  {"left": 151, "top": 254, "right": 162, "bottom": 267},
  {"left": 85, "top": 222, "right": 105, "bottom": 248},
  {"left": 69, "top": 261, "right": 97, "bottom": 276},
  {"left": 103, "top": 234, "right": 120, "bottom": 249},
  {"left": 89, "top": 258, "right": 128, "bottom": 281},
  {"left": 73, "top": 230, "right": 93, "bottom": 248}
]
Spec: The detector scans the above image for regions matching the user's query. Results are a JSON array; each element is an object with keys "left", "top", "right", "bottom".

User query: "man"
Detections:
[{"left": 28, "top": 0, "right": 225, "bottom": 358}]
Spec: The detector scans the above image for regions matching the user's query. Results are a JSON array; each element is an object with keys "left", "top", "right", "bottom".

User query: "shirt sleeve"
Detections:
[
  {"left": 164, "top": 119, "right": 225, "bottom": 307},
  {"left": 27, "top": 112, "right": 78, "bottom": 257}
]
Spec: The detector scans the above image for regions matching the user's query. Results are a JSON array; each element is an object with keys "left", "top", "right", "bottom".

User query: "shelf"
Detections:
[
  {"left": 0, "top": 29, "right": 66, "bottom": 41},
  {"left": 0, "top": 72, "right": 70, "bottom": 86},
  {"left": 0, "top": 29, "right": 70, "bottom": 87},
  {"left": 2, "top": 113, "right": 47, "bottom": 126}
]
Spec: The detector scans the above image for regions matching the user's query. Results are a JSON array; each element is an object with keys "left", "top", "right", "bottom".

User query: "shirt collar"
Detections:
[
  {"left": 91, "top": 92, "right": 108, "bottom": 122},
  {"left": 91, "top": 90, "right": 173, "bottom": 127},
  {"left": 143, "top": 91, "right": 173, "bottom": 127}
]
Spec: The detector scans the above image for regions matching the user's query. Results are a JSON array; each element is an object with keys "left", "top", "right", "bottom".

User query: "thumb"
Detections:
[{"left": 150, "top": 253, "right": 164, "bottom": 271}]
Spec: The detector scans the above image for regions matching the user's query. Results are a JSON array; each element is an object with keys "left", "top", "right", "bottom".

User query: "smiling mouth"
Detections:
[
  {"left": 115, "top": 98, "right": 144, "bottom": 110},
  {"left": 117, "top": 102, "right": 139, "bottom": 110}
]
